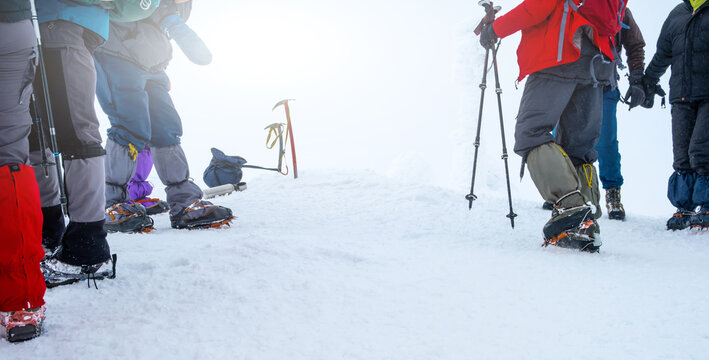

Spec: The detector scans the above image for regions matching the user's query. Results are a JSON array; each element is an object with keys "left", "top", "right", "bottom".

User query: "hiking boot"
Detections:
[
  {"left": 133, "top": 197, "right": 170, "bottom": 216},
  {"left": 605, "top": 187, "right": 626, "bottom": 221},
  {"left": 170, "top": 200, "right": 233, "bottom": 229},
  {"left": 667, "top": 209, "right": 695, "bottom": 231},
  {"left": 104, "top": 203, "right": 154, "bottom": 233},
  {"left": 542, "top": 192, "right": 601, "bottom": 253},
  {"left": 542, "top": 201, "right": 554, "bottom": 210},
  {"left": 690, "top": 206, "right": 709, "bottom": 229},
  {"left": 1, "top": 306, "right": 45, "bottom": 343},
  {"left": 41, "top": 253, "right": 116, "bottom": 288}
]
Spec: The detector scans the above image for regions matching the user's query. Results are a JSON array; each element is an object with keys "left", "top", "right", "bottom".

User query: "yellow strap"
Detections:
[
  {"left": 128, "top": 143, "right": 139, "bottom": 162},
  {"left": 265, "top": 123, "right": 286, "bottom": 149},
  {"left": 582, "top": 163, "right": 594, "bottom": 188},
  {"left": 263, "top": 123, "right": 289, "bottom": 176},
  {"left": 554, "top": 143, "right": 569, "bottom": 157}
]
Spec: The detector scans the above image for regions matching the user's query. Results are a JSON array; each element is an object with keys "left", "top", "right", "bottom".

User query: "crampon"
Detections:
[
  {"left": 1, "top": 306, "right": 45, "bottom": 343},
  {"left": 170, "top": 200, "right": 234, "bottom": 230},
  {"left": 184, "top": 216, "right": 234, "bottom": 230},
  {"left": 542, "top": 219, "right": 601, "bottom": 253}
]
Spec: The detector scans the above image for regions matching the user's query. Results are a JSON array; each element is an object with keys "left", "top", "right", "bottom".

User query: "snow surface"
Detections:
[
  {"left": 3, "top": 0, "right": 708, "bottom": 358},
  {"left": 3, "top": 171, "right": 709, "bottom": 359}
]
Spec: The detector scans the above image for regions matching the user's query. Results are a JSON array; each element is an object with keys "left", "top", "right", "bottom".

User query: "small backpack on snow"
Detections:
[
  {"left": 568, "top": 0, "right": 629, "bottom": 37},
  {"left": 203, "top": 148, "right": 247, "bottom": 188}
]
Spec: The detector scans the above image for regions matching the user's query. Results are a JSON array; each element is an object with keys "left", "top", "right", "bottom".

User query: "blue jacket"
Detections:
[{"left": 36, "top": 0, "right": 109, "bottom": 40}]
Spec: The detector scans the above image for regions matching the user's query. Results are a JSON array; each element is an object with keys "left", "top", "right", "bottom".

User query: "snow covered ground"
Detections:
[
  {"left": 4, "top": 0, "right": 708, "bottom": 358},
  {"left": 3, "top": 170, "right": 709, "bottom": 359}
]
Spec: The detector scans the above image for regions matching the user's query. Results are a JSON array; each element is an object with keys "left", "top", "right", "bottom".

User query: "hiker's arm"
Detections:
[
  {"left": 493, "top": 0, "right": 558, "bottom": 38},
  {"left": 621, "top": 9, "right": 646, "bottom": 73},
  {"left": 644, "top": 14, "right": 673, "bottom": 81}
]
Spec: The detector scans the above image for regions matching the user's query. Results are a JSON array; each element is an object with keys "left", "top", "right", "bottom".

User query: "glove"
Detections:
[
  {"left": 479, "top": 24, "right": 498, "bottom": 50},
  {"left": 161, "top": 14, "right": 212, "bottom": 65},
  {"left": 623, "top": 70, "right": 646, "bottom": 110},
  {"left": 640, "top": 75, "right": 666, "bottom": 109}
]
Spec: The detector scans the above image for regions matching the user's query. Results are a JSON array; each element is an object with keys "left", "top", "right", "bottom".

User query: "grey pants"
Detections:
[
  {"left": 514, "top": 74, "right": 603, "bottom": 166},
  {"left": 30, "top": 148, "right": 61, "bottom": 208},
  {"left": 152, "top": 144, "right": 203, "bottom": 217},
  {"left": 0, "top": 20, "right": 36, "bottom": 168},
  {"left": 105, "top": 139, "right": 202, "bottom": 217},
  {"left": 38, "top": 20, "right": 106, "bottom": 222},
  {"left": 516, "top": 74, "right": 603, "bottom": 209}
]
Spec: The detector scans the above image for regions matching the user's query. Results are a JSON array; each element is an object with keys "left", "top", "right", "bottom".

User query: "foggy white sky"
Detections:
[{"left": 97, "top": 0, "right": 680, "bottom": 217}]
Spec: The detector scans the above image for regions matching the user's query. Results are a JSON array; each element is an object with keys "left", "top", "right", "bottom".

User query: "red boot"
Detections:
[
  {"left": 1, "top": 306, "right": 45, "bottom": 342},
  {"left": 0, "top": 164, "right": 46, "bottom": 341}
]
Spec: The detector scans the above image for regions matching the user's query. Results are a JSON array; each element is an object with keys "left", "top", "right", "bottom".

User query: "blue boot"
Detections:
[
  {"left": 690, "top": 206, "right": 709, "bottom": 229},
  {"left": 667, "top": 209, "right": 696, "bottom": 231}
]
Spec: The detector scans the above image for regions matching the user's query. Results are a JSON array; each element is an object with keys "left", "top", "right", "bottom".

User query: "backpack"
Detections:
[
  {"left": 110, "top": 0, "right": 160, "bottom": 22},
  {"left": 203, "top": 148, "right": 247, "bottom": 188},
  {"left": 73, "top": 0, "right": 160, "bottom": 22},
  {"left": 567, "top": 0, "right": 629, "bottom": 37}
]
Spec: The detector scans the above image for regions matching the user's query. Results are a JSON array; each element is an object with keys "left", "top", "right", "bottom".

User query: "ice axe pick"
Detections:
[{"left": 272, "top": 99, "right": 298, "bottom": 179}]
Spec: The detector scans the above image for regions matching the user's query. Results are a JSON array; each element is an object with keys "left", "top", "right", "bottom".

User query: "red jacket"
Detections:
[{"left": 492, "top": 0, "right": 616, "bottom": 82}]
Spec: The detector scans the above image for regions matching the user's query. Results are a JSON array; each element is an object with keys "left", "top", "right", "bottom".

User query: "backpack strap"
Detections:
[
  {"left": 558, "top": 1, "right": 573, "bottom": 62},
  {"left": 566, "top": 0, "right": 582, "bottom": 12},
  {"left": 618, "top": 0, "right": 630, "bottom": 30}
]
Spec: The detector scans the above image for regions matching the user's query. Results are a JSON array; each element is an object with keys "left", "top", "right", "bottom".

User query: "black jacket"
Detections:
[
  {"left": 645, "top": 0, "right": 709, "bottom": 104},
  {"left": 0, "top": 0, "right": 31, "bottom": 23}
]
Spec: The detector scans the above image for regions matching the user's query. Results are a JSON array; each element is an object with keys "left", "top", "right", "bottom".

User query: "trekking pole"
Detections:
[
  {"left": 30, "top": 93, "right": 52, "bottom": 177},
  {"left": 30, "top": 0, "right": 67, "bottom": 213},
  {"left": 466, "top": 0, "right": 498, "bottom": 209},
  {"left": 490, "top": 43, "right": 518, "bottom": 228},
  {"left": 465, "top": 46, "right": 491, "bottom": 210},
  {"left": 466, "top": 0, "right": 516, "bottom": 229}
]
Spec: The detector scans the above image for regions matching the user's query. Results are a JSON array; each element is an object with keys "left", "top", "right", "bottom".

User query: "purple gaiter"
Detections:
[{"left": 128, "top": 147, "right": 155, "bottom": 202}]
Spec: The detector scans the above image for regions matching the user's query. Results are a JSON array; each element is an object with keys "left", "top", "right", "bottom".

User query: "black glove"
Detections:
[
  {"left": 623, "top": 70, "right": 646, "bottom": 110},
  {"left": 641, "top": 75, "right": 666, "bottom": 109},
  {"left": 479, "top": 24, "right": 498, "bottom": 50}
]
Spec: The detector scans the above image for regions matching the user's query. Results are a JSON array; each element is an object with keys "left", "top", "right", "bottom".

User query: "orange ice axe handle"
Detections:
[{"left": 273, "top": 99, "right": 298, "bottom": 179}]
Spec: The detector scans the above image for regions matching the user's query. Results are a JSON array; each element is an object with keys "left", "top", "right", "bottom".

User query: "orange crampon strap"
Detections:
[{"left": 542, "top": 232, "right": 568, "bottom": 247}]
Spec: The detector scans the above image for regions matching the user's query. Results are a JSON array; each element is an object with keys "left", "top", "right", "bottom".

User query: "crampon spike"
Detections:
[{"left": 186, "top": 216, "right": 234, "bottom": 230}]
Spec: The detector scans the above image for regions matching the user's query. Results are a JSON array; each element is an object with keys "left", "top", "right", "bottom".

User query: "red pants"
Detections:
[{"left": 0, "top": 164, "right": 45, "bottom": 312}]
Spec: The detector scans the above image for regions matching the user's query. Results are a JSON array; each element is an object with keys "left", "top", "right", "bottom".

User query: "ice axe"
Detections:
[{"left": 272, "top": 99, "right": 298, "bottom": 179}]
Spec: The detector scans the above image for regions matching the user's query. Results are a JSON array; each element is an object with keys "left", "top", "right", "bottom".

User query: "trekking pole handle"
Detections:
[
  {"left": 474, "top": 1, "right": 501, "bottom": 36},
  {"left": 203, "top": 182, "right": 247, "bottom": 199}
]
